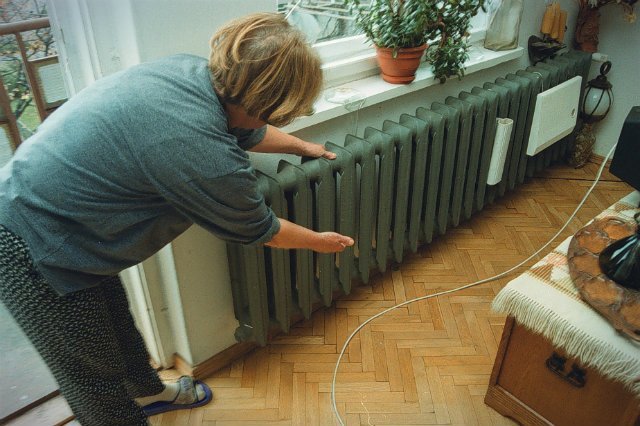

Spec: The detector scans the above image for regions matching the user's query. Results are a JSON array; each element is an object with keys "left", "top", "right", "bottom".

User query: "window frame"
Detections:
[{"left": 296, "top": 5, "right": 490, "bottom": 88}]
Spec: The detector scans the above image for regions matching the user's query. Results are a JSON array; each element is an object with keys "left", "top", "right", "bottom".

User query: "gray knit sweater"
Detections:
[{"left": 0, "top": 54, "right": 279, "bottom": 295}]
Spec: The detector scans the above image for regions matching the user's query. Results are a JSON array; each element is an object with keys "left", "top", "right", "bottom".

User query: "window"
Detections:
[
  {"left": 279, "top": 0, "right": 373, "bottom": 85},
  {"left": 279, "top": 1, "right": 490, "bottom": 87},
  {"left": 0, "top": 0, "right": 68, "bottom": 166}
]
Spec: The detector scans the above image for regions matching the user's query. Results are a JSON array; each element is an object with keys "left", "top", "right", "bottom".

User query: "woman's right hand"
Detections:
[
  {"left": 265, "top": 218, "right": 354, "bottom": 254},
  {"left": 312, "top": 232, "right": 354, "bottom": 253}
]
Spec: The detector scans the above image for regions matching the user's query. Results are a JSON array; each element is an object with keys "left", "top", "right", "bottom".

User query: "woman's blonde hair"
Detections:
[{"left": 209, "top": 13, "right": 322, "bottom": 128}]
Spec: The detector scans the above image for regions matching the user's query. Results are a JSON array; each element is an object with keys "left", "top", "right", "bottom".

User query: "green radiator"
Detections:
[{"left": 227, "top": 51, "right": 592, "bottom": 345}]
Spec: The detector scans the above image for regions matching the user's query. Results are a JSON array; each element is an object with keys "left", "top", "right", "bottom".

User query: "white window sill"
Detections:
[{"left": 282, "top": 45, "right": 524, "bottom": 134}]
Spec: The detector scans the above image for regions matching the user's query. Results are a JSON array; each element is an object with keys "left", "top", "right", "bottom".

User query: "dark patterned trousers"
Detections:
[{"left": 0, "top": 225, "right": 164, "bottom": 425}]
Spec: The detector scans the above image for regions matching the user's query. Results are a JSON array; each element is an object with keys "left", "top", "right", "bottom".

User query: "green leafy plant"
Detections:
[
  {"left": 345, "top": 0, "right": 436, "bottom": 54},
  {"left": 425, "top": 0, "right": 486, "bottom": 83},
  {"left": 346, "top": 0, "right": 486, "bottom": 83}
]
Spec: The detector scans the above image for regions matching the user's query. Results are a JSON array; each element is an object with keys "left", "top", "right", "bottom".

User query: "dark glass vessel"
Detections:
[{"left": 598, "top": 212, "right": 640, "bottom": 290}]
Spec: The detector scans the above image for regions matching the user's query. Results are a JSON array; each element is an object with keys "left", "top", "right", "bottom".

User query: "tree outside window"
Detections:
[{"left": 1, "top": 0, "right": 57, "bottom": 139}]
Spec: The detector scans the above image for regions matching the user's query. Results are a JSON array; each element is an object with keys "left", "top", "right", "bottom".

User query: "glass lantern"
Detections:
[{"left": 581, "top": 61, "right": 613, "bottom": 124}]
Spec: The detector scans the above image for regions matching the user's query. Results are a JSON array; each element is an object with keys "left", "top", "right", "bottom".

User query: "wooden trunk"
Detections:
[{"left": 485, "top": 317, "right": 640, "bottom": 426}]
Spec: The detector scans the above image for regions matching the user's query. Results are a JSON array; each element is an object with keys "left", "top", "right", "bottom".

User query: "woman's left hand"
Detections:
[{"left": 249, "top": 126, "right": 337, "bottom": 160}]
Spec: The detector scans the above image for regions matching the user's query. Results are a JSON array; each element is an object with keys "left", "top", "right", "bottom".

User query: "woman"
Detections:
[{"left": 0, "top": 13, "right": 353, "bottom": 425}]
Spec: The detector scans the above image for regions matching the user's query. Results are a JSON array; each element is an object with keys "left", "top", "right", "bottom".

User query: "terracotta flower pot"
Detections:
[{"left": 375, "top": 44, "right": 428, "bottom": 84}]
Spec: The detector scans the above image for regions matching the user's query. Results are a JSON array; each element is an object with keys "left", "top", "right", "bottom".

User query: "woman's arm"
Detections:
[
  {"left": 249, "top": 125, "right": 336, "bottom": 159},
  {"left": 265, "top": 218, "right": 354, "bottom": 253}
]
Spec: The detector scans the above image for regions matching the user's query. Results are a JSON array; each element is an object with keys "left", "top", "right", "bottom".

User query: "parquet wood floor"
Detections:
[{"left": 145, "top": 161, "right": 633, "bottom": 426}]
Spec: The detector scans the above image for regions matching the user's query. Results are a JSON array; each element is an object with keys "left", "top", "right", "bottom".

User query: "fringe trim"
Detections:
[{"left": 492, "top": 288, "right": 640, "bottom": 397}]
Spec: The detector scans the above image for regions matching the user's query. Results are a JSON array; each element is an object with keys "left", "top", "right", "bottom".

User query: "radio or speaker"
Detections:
[{"left": 610, "top": 106, "right": 640, "bottom": 193}]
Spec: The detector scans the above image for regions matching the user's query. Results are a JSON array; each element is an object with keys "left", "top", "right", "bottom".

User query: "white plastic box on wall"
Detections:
[{"left": 526, "top": 76, "right": 582, "bottom": 156}]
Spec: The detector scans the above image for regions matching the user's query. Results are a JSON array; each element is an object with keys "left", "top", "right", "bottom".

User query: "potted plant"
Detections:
[
  {"left": 346, "top": 0, "right": 436, "bottom": 84},
  {"left": 425, "top": 0, "right": 486, "bottom": 83}
]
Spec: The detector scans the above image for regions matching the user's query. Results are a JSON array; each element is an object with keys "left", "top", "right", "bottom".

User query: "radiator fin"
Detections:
[
  {"left": 445, "top": 97, "right": 473, "bottom": 228},
  {"left": 457, "top": 91, "right": 487, "bottom": 220},
  {"left": 415, "top": 108, "right": 445, "bottom": 243}
]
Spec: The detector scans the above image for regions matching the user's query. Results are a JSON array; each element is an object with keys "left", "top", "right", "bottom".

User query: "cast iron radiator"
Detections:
[{"left": 227, "top": 51, "right": 592, "bottom": 345}]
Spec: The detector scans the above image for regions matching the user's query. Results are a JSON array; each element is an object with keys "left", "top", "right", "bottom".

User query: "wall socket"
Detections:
[{"left": 591, "top": 52, "right": 609, "bottom": 62}]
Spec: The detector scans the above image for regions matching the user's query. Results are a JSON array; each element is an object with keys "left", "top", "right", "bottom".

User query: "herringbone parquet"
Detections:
[{"left": 149, "top": 161, "right": 632, "bottom": 426}]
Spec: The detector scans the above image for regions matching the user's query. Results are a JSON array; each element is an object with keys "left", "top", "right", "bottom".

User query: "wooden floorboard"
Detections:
[{"left": 146, "top": 162, "right": 632, "bottom": 426}]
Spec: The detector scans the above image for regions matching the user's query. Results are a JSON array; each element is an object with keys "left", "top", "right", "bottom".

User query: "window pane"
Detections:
[
  {"left": 278, "top": 0, "right": 364, "bottom": 44},
  {"left": 470, "top": 9, "right": 489, "bottom": 32}
]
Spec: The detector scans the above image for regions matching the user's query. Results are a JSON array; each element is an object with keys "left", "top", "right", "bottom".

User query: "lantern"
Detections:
[
  {"left": 581, "top": 61, "right": 613, "bottom": 123},
  {"left": 568, "top": 60, "right": 614, "bottom": 168}
]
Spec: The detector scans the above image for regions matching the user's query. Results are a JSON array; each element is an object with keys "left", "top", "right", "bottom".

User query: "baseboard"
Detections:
[
  {"left": 174, "top": 341, "right": 258, "bottom": 380},
  {"left": 589, "top": 152, "right": 613, "bottom": 168},
  {"left": 3, "top": 394, "right": 74, "bottom": 426}
]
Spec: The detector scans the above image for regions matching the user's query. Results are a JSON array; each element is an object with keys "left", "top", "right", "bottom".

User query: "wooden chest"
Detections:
[{"left": 485, "top": 317, "right": 640, "bottom": 426}]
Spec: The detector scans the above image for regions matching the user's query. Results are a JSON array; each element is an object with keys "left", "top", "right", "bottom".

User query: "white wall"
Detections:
[
  {"left": 588, "top": 7, "right": 640, "bottom": 155},
  {"left": 129, "top": 1, "right": 240, "bottom": 62},
  {"left": 48, "top": 0, "right": 274, "bottom": 88},
  {"left": 52, "top": 0, "right": 616, "bottom": 368},
  {"left": 46, "top": 0, "right": 141, "bottom": 91}
]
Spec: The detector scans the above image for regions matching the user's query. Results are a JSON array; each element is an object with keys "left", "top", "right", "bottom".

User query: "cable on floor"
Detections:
[{"left": 331, "top": 144, "right": 618, "bottom": 425}]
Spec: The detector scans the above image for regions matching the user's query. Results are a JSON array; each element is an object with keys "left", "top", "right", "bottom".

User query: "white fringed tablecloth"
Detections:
[{"left": 492, "top": 192, "right": 640, "bottom": 397}]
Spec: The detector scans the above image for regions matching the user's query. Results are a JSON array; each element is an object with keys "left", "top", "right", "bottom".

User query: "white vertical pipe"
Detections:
[{"left": 487, "top": 118, "right": 514, "bottom": 185}]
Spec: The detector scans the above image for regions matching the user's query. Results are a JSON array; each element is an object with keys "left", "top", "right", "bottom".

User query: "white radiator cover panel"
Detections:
[{"left": 526, "top": 76, "right": 582, "bottom": 156}]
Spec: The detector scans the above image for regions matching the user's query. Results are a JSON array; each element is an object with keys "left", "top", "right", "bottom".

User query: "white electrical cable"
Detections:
[
  {"left": 331, "top": 143, "right": 618, "bottom": 425},
  {"left": 285, "top": 0, "right": 303, "bottom": 19},
  {"left": 325, "top": 87, "right": 366, "bottom": 136}
]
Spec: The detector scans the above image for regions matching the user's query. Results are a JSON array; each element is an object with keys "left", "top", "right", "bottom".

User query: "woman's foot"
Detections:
[{"left": 136, "top": 376, "right": 212, "bottom": 416}]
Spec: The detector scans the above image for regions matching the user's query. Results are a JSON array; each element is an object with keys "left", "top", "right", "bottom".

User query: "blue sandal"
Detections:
[{"left": 143, "top": 376, "right": 213, "bottom": 416}]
